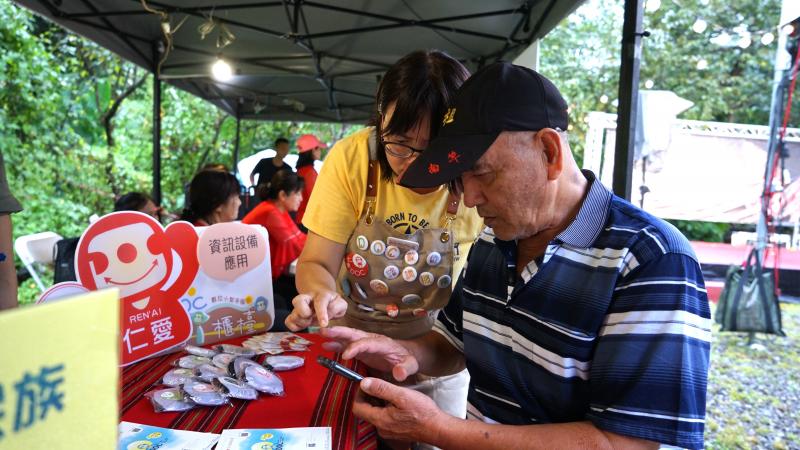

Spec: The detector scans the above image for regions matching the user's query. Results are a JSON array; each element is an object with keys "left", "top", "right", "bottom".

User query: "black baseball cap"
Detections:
[{"left": 399, "top": 62, "right": 568, "bottom": 188}]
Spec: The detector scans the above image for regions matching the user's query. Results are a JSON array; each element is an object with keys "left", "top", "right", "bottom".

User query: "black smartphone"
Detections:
[
  {"left": 316, "top": 356, "right": 364, "bottom": 382},
  {"left": 317, "top": 356, "right": 386, "bottom": 406}
]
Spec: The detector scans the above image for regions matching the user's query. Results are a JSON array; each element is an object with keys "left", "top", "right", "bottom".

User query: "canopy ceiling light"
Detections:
[{"left": 211, "top": 57, "right": 233, "bottom": 81}]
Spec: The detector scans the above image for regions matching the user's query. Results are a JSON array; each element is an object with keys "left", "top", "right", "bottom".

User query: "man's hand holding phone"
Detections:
[
  {"left": 316, "top": 356, "right": 385, "bottom": 406},
  {"left": 320, "top": 326, "right": 420, "bottom": 382}
]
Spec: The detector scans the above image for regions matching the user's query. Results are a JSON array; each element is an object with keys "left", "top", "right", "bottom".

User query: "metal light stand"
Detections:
[{"left": 752, "top": 22, "right": 798, "bottom": 344}]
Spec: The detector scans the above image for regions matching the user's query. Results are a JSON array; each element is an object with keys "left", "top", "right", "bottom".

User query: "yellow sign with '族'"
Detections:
[{"left": 0, "top": 289, "right": 119, "bottom": 450}]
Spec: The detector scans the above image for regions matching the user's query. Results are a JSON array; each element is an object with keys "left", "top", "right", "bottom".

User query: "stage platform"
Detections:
[{"left": 691, "top": 241, "right": 800, "bottom": 301}]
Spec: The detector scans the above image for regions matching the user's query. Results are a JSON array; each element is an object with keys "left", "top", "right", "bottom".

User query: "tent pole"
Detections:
[
  {"left": 613, "top": 0, "right": 645, "bottom": 200},
  {"left": 152, "top": 45, "right": 162, "bottom": 206},
  {"left": 152, "top": 41, "right": 163, "bottom": 206},
  {"left": 234, "top": 116, "right": 241, "bottom": 177}
]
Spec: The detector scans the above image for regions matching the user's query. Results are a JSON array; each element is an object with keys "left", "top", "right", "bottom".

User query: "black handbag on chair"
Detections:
[
  {"left": 715, "top": 248, "right": 784, "bottom": 336},
  {"left": 52, "top": 237, "right": 80, "bottom": 283}
]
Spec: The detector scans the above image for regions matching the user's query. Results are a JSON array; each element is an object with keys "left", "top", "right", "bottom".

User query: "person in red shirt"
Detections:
[
  {"left": 243, "top": 171, "right": 307, "bottom": 311},
  {"left": 294, "top": 134, "right": 326, "bottom": 229}
]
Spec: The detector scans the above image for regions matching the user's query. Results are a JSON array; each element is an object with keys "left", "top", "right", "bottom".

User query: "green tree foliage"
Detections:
[
  {"left": 0, "top": 3, "right": 356, "bottom": 303},
  {"left": 539, "top": 2, "right": 624, "bottom": 164},
  {"left": 540, "top": 0, "right": 783, "bottom": 164},
  {"left": 639, "top": 0, "right": 782, "bottom": 125}
]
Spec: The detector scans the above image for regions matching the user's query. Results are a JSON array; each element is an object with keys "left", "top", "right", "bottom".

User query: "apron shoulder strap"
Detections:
[
  {"left": 366, "top": 129, "right": 379, "bottom": 199},
  {"left": 446, "top": 190, "right": 459, "bottom": 215},
  {"left": 439, "top": 190, "right": 460, "bottom": 235},
  {"left": 363, "top": 129, "right": 379, "bottom": 224}
]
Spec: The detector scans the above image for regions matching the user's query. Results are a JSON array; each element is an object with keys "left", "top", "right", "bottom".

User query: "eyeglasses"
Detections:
[{"left": 380, "top": 137, "right": 425, "bottom": 159}]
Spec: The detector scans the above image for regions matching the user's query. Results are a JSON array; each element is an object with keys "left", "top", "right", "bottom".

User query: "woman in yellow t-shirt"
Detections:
[{"left": 284, "top": 49, "right": 483, "bottom": 426}]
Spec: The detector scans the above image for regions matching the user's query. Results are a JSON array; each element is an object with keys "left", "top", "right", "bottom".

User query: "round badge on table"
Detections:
[
  {"left": 402, "top": 266, "right": 418, "bottom": 282},
  {"left": 357, "top": 303, "right": 375, "bottom": 312},
  {"left": 404, "top": 250, "right": 419, "bottom": 265},
  {"left": 426, "top": 252, "right": 442, "bottom": 266},
  {"left": 384, "top": 265, "right": 400, "bottom": 280},
  {"left": 356, "top": 235, "right": 369, "bottom": 251},
  {"left": 370, "top": 240, "right": 386, "bottom": 256},
  {"left": 345, "top": 252, "right": 369, "bottom": 277},
  {"left": 385, "top": 245, "right": 401, "bottom": 260},
  {"left": 385, "top": 303, "right": 399, "bottom": 318},
  {"left": 419, "top": 272, "right": 435, "bottom": 286},
  {"left": 401, "top": 294, "right": 422, "bottom": 306},
  {"left": 412, "top": 308, "right": 427, "bottom": 317},
  {"left": 354, "top": 282, "right": 368, "bottom": 300},
  {"left": 437, "top": 274, "right": 452, "bottom": 288},
  {"left": 369, "top": 279, "right": 390, "bottom": 296}
]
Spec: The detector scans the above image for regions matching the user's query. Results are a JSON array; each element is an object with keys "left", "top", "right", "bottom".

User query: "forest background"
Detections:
[{"left": 0, "top": 0, "right": 787, "bottom": 304}]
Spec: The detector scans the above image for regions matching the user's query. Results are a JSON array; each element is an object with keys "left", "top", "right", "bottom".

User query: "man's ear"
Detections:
[{"left": 535, "top": 128, "right": 563, "bottom": 180}]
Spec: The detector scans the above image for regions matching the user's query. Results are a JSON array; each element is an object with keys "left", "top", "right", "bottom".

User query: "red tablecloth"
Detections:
[{"left": 120, "top": 334, "right": 377, "bottom": 449}]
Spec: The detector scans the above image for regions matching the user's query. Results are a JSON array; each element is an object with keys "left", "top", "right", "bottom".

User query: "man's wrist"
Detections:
[{"left": 423, "top": 408, "right": 461, "bottom": 448}]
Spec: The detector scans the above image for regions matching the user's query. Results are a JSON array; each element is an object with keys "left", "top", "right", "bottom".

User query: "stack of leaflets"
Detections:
[
  {"left": 216, "top": 427, "right": 331, "bottom": 450},
  {"left": 242, "top": 332, "right": 312, "bottom": 354},
  {"left": 118, "top": 422, "right": 219, "bottom": 450}
]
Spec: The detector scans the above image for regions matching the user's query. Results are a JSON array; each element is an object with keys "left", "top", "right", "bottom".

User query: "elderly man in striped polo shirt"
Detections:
[{"left": 319, "top": 62, "right": 711, "bottom": 450}]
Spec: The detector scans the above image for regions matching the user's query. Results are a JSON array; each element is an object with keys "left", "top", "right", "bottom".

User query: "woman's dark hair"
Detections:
[
  {"left": 258, "top": 171, "right": 305, "bottom": 201},
  {"left": 200, "top": 162, "right": 229, "bottom": 172},
  {"left": 181, "top": 170, "right": 240, "bottom": 223},
  {"left": 114, "top": 192, "right": 152, "bottom": 212},
  {"left": 296, "top": 151, "right": 316, "bottom": 168},
  {"left": 370, "top": 50, "right": 470, "bottom": 182}
]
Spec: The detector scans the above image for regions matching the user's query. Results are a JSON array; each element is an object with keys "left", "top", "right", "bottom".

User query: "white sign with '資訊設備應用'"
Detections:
[{"left": 187, "top": 221, "right": 274, "bottom": 347}]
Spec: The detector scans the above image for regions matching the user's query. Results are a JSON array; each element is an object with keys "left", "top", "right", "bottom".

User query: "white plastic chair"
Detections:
[{"left": 14, "top": 231, "right": 63, "bottom": 292}]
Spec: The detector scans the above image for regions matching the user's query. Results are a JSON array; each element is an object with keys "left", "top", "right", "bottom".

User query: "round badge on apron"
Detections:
[
  {"left": 370, "top": 240, "right": 386, "bottom": 256},
  {"left": 437, "top": 274, "right": 452, "bottom": 288},
  {"left": 345, "top": 252, "right": 369, "bottom": 277},
  {"left": 356, "top": 235, "right": 369, "bottom": 251},
  {"left": 404, "top": 250, "right": 419, "bottom": 265},
  {"left": 402, "top": 266, "right": 418, "bottom": 282},
  {"left": 385, "top": 245, "right": 401, "bottom": 260},
  {"left": 385, "top": 303, "right": 399, "bottom": 318},
  {"left": 384, "top": 265, "right": 400, "bottom": 280},
  {"left": 401, "top": 294, "right": 422, "bottom": 306},
  {"left": 419, "top": 272, "right": 435, "bottom": 286},
  {"left": 426, "top": 252, "right": 442, "bottom": 266},
  {"left": 357, "top": 303, "right": 375, "bottom": 312},
  {"left": 369, "top": 279, "right": 389, "bottom": 296},
  {"left": 354, "top": 282, "right": 368, "bottom": 300}
]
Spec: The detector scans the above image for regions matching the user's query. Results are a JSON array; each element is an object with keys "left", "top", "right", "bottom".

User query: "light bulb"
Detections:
[
  {"left": 692, "top": 19, "right": 707, "bottom": 34},
  {"left": 600, "top": 95, "right": 609, "bottom": 104},
  {"left": 696, "top": 59, "right": 708, "bottom": 70},
  {"left": 761, "top": 32, "right": 775, "bottom": 45},
  {"left": 212, "top": 58, "right": 233, "bottom": 81},
  {"left": 644, "top": 79, "right": 654, "bottom": 89}
]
